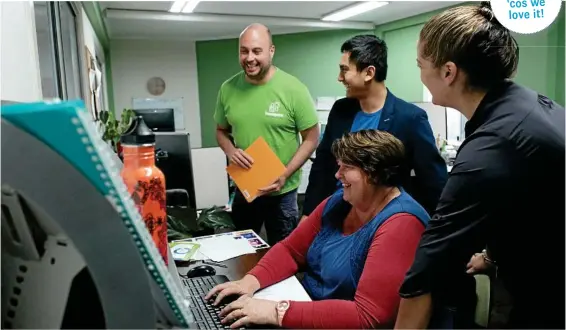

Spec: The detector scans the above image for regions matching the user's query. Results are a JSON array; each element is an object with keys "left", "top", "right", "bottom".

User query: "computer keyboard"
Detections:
[{"left": 183, "top": 275, "right": 245, "bottom": 330}]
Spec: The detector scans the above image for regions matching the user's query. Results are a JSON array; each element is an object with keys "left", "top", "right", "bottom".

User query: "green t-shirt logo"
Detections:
[{"left": 266, "top": 102, "right": 284, "bottom": 118}]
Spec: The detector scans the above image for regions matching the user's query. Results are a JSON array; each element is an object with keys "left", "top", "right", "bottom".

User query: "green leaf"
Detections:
[
  {"left": 99, "top": 110, "right": 109, "bottom": 124},
  {"left": 99, "top": 109, "right": 140, "bottom": 149}
]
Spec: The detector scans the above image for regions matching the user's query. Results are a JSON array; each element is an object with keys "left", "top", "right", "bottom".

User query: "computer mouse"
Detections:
[{"left": 186, "top": 265, "right": 216, "bottom": 278}]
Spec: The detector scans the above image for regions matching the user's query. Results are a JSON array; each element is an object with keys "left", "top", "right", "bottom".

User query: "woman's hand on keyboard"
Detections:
[
  {"left": 205, "top": 275, "right": 261, "bottom": 306},
  {"left": 220, "top": 295, "right": 279, "bottom": 329}
]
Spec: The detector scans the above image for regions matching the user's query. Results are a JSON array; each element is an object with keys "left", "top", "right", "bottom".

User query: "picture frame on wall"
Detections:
[
  {"left": 84, "top": 46, "right": 103, "bottom": 121},
  {"left": 93, "top": 57, "right": 103, "bottom": 119}
]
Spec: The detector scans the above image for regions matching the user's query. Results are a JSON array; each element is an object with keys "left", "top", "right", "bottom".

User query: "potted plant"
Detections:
[{"left": 98, "top": 108, "right": 136, "bottom": 153}]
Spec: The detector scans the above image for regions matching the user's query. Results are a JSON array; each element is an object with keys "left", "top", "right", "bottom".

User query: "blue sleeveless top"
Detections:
[{"left": 301, "top": 188, "right": 430, "bottom": 301}]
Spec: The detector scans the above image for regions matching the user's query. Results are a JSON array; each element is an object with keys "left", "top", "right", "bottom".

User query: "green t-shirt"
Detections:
[{"left": 213, "top": 68, "right": 318, "bottom": 195}]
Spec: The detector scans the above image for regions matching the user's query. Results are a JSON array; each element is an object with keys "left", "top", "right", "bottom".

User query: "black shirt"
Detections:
[{"left": 399, "top": 81, "right": 565, "bottom": 328}]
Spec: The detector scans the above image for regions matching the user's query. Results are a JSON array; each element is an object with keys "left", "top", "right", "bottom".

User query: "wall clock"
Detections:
[{"left": 147, "top": 77, "right": 166, "bottom": 96}]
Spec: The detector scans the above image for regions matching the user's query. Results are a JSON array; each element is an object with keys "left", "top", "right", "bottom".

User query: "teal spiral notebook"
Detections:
[{"left": 1, "top": 100, "right": 191, "bottom": 326}]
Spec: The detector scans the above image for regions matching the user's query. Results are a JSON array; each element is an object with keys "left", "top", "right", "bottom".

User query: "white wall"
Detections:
[
  {"left": 81, "top": 9, "right": 104, "bottom": 63},
  {"left": 423, "top": 84, "right": 433, "bottom": 103},
  {"left": 413, "top": 102, "right": 447, "bottom": 140},
  {"left": 423, "top": 82, "right": 466, "bottom": 143},
  {"left": 446, "top": 108, "right": 467, "bottom": 143},
  {"left": 80, "top": 8, "right": 109, "bottom": 111},
  {"left": 1, "top": 1, "right": 42, "bottom": 102},
  {"left": 110, "top": 39, "right": 202, "bottom": 148}
]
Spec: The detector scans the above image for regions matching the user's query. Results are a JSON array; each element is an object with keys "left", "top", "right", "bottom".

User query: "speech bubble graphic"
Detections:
[{"left": 490, "top": 0, "right": 563, "bottom": 34}]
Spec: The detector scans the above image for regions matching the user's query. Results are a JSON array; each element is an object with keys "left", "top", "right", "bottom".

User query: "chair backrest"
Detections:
[
  {"left": 474, "top": 274, "right": 491, "bottom": 327},
  {"left": 154, "top": 132, "right": 197, "bottom": 209}
]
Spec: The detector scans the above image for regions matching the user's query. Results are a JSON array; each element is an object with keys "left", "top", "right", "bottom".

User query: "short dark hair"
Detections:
[
  {"left": 420, "top": 1, "right": 519, "bottom": 91},
  {"left": 331, "top": 130, "right": 405, "bottom": 187},
  {"left": 340, "top": 34, "right": 388, "bottom": 82}
]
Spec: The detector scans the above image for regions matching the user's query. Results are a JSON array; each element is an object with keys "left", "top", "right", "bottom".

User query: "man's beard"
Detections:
[{"left": 244, "top": 62, "right": 271, "bottom": 81}]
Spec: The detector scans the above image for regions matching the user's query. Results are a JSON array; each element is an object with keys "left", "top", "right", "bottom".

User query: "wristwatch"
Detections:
[
  {"left": 276, "top": 300, "right": 290, "bottom": 326},
  {"left": 481, "top": 249, "right": 497, "bottom": 265}
]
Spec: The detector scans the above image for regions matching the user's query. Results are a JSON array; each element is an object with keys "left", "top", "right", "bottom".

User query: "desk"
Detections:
[
  {"left": 176, "top": 248, "right": 269, "bottom": 280},
  {"left": 172, "top": 230, "right": 310, "bottom": 304}
]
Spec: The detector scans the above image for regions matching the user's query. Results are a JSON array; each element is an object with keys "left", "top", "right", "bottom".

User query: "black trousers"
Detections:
[{"left": 231, "top": 189, "right": 299, "bottom": 246}]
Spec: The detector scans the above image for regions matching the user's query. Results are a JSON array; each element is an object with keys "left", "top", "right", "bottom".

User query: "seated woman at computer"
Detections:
[{"left": 205, "top": 130, "right": 430, "bottom": 329}]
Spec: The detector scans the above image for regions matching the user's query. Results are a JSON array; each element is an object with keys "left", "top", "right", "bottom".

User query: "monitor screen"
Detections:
[{"left": 133, "top": 108, "right": 175, "bottom": 132}]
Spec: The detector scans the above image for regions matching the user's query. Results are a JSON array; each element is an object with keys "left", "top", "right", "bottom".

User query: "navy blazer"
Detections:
[{"left": 303, "top": 89, "right": 448, "bottom": 216}]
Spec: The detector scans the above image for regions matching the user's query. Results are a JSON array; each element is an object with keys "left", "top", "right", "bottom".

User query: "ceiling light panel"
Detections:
[
  {"left": 169, "top": 1, "right": 186, "bottom": 13},
  {"left": 181, "top": 0, "right": 202, "bottom": 13},
  {"left": 322, "top": 1, "right": 389, "bottom": 22}
]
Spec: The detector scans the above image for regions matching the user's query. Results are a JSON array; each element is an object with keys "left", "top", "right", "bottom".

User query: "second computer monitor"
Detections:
[{"left": 133, "top": 108, "right": 175, "bottom": 132}]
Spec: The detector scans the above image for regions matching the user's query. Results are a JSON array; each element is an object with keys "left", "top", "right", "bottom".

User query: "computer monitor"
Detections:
[
  {"left": 133, "top": 108, "right": 175, "bottom": 132},
  {"left": 1, "top": 100, "right": 193, "bottom": 329},
  {"left": 155, "top": 132, "right": 197, "bottom": 210}
]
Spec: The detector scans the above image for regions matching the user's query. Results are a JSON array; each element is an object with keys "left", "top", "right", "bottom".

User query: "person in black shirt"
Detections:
[{"left": 395, "top": 2, "right": 565, "bottom": 329}]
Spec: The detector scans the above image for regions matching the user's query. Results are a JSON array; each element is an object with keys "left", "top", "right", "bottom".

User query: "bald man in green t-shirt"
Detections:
[{"left": 214, "top": 23, "right": 320, "bottom": 245}]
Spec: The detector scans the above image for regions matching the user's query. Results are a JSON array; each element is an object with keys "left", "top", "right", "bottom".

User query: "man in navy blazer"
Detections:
[{"left": 302, "top": 35, "right": 448, "bottom": 219}]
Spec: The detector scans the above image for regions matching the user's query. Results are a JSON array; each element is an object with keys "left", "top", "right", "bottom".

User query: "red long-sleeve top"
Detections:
[{"left": 247, "top": 198, "right": 425, "bottom": 329}]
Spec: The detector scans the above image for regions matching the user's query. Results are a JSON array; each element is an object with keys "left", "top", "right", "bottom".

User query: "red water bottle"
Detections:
[{"left": 120, "top": 116, "right": 168, "bottom": 264}]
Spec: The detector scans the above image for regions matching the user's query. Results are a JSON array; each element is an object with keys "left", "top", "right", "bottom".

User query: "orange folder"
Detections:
[{"left": 226, "top": 136, "right": 286, "bottom": 203}]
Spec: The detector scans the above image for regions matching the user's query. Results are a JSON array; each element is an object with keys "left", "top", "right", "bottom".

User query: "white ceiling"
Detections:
[{"left": 101, "top": 1, "right": 465, "bottom": 41}]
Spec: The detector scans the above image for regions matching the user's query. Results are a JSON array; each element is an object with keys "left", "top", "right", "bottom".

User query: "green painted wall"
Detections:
[
  {"left": 513, "top": 10, "right": 565, "bottom": 107},
  {"left": 196, "top": 38, "right": 236, "bottom": 148},
  {"left": 372, "top": 3, "right": 472, "bottom": 102},
  {"left": 382, "top": 24, "right": 423, "bottom": 102},
  {"left": 556, "top": 6, "right": 565, "bottom": 105},
  {"left": 196, "top": 5, "right": 565, "bottom": 147},
  {"left": 375, "top": 5, "right": 566, "bottom": 104}
]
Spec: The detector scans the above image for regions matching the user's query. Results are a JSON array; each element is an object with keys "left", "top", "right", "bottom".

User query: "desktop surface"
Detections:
[{"left": 177, "top": 248, "right": 268, "bottom": 282}]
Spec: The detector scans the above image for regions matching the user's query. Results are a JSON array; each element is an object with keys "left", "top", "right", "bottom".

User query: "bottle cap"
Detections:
[{"left": 120, "top": 116, "right": 155, "bottom": 145}]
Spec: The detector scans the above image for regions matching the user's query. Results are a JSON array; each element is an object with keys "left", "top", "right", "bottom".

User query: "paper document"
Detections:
[
  {"left": 231, "top": 229, "right": 270, "bottom": 250},
  {"left": 194, "top": 235, "right": 256, "bottom": 262},
  {"left": 253, "top": 276, "right": 312, "bottom": 302},
  {"left": 169, "top": 241, "right": 200, "bottom": 261}
]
